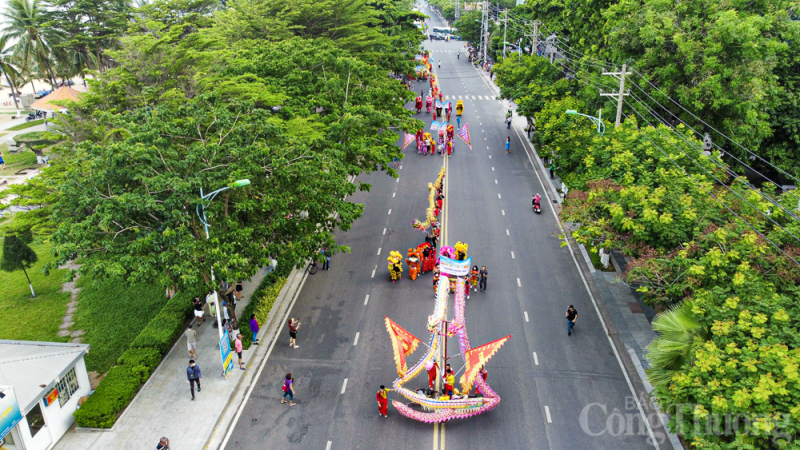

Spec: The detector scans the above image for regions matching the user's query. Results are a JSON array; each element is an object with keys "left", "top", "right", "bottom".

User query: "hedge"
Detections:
[
  {"left": 74, "top": 291, "right": 193, "bottom": 428},
  {"left": 73, "top": 348, "right": 161, "bottom": 428}
]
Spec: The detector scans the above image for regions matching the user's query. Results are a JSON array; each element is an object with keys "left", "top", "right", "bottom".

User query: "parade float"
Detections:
[{"left": 384, "top": 245, "right": 511, "bottom": 422}]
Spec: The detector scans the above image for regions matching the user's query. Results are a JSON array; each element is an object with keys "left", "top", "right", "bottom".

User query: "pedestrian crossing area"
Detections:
[{"left": 438, "top": 94, "right": 496, "bottom": 101}]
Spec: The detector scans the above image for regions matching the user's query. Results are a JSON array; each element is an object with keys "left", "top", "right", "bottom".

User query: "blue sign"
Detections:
[
  {"left": 219, "top": 330, "right": 234, "bottom": 379},
  {"left": 0, "top": 388, "right": 22, "bottom": 441},
  {"left": 536, "top": 43, "right": 544, "bottom": 56}
]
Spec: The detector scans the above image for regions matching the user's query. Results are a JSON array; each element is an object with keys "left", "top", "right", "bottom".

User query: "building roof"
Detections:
[
  {"left": 0, "top": 340, "right": 90, "bottom": 413},
  {"left": 30, "top": 86, "right": 81, "bottom": 111}
]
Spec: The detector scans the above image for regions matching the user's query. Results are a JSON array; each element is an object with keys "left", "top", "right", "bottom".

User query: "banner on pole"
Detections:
[
  {"left": 460, "top": 335, "right": 512, "bottom": 393},
  {"left": 403, "top": 132, "right": 416, "bottom": 149},
  {"left": 435, "top": 100, "right": 451, "bottom": 110},
  {"left": 385, "top": 317, "right": 422, "bottom": 377},
  {"left": 457, "top": 123, "right": 472, "bottom": 149}
]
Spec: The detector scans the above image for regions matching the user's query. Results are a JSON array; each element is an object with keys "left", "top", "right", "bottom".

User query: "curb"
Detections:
[{"left": 204, "top": 265, "right": 309, "bottom": 450}]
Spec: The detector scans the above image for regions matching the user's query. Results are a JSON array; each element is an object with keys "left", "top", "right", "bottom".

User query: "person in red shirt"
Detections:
[
  {"left": 475, "top": 366, "right": 488, "bottom": 396},
  {"left": 426, "top": 361, "right": 440, "bottom": 389},
  {"left": 376, "top": 386, "right": 389, "bottom": 418}
]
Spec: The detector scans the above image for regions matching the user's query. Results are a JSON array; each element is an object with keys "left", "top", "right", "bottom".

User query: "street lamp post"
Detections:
[
  {"left": 195, "top": 179, "right": 251, "bottom": 354},
  {"left": 565, "top": 109, "right": 605, "bottom": 136}
]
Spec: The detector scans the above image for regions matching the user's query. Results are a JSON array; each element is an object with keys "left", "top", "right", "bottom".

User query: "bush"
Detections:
[
  {"left": 73, "top": 362, "right": 146, "bottom": 428},
  {"left": 117, "top": 348, "right": 162, "bottom": 380}
]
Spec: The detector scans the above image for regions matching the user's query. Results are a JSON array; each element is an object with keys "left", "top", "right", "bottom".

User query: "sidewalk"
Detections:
[{"left": 53, "top": 271, "right": 268, "bottom": 450}]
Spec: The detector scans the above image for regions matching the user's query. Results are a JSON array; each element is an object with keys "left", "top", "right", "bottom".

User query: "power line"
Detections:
[
  {"left": 620, "top": 110, "right": 800, "bottom": 268},
  {"left": 623, "top": 98, "right": 800, "bottom": 250}
]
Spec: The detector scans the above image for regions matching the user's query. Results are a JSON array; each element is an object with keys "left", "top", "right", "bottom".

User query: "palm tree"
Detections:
[
  {"left": 645, "top": 301, "right": 710, "bottom": 391},
  {"left": 0, "top": 34, "right": 21, "bottom": 115},
  {"left": 1, "top": 0, "right": 62, "bottom": 89}
]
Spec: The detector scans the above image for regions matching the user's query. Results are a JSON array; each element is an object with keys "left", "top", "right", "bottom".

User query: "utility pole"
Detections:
[
  {"left": 601, "top": 64, "right": 631, "bottom": 127},
  {"left": 531, "top": 20, "right": 539, "bottom": 56},
  {"left": 502, "top": 9, "right": 508, "bottom": 58},
  {"left": 480, "top": 0, "right": 489, "bottom": 63}
]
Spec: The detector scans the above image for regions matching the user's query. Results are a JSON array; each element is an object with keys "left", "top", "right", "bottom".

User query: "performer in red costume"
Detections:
[
  {"left": 426, "top": 361, "right": 440, "bottom": 389},
  {"left": 377, "top": 386, "right": 389, "bottom": 418}
]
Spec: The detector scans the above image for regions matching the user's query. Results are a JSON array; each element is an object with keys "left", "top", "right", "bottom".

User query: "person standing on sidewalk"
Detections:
[
  {"left": 505, "top": 136, "right": 511, "bottom": 154},
  {"left": 192, "top": 296, "right": 205, "bottom": 326},
  {"left": 479, "top": 266, "right": 488, "bottom": 292},
  {"left": 288, "top": 318, "right": 300, "bottom": 348},
  {"left": 549, "top": 162, "right": 555, "bottom": 180},
  {"left": 250, "top": 314, "right": 259, "bottom": 345},
  {"left": 566, "top": 305, "right": 578, "bottom": 336},
  {"left": 376, "top": 386, "right": 389, "bottom": 418},
  {"left": 235, "top": 281, "right": 244, "bottom": 300},
  {"left": 281, "top": 373, "right": 295, "bottom": 406},
  {"left": 235, "top": 334, "right": 245, "bottom": 370},
  {"left": 185, "top": 325, "right": 198, "bottom": 360},
  {"left": 186, "top": 360, "right": 202, "bottom": 401},
  {"left": 156, "top": 437, "right": 170, "bottom": 449}
]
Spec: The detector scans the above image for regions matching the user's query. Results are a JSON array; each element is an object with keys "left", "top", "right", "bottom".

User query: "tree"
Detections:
[
  {"left": 1, "top": 234, "right": 38, "bottom": 297},
  {"left": 0, "top": 35, "right": 21, "bottom": 115},
  {"left": 454, "top": 10, "right": 485, "bottom": 48},
  {"left": 1, "top": 0, "right": 62, "bottom": 89},
  {"left": 645, "top": 300, "right": 708, "bottom": 391},
  {"left": 603, "top": 0, "right": 799, "bottom": 171},
  {"left": 46, "top": 32, "right": 419, "bottom": 290}
]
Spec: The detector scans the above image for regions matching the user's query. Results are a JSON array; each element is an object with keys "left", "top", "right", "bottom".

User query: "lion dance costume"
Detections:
[{"left": 388, "top": 251, "right": 403, "bottom": 282}]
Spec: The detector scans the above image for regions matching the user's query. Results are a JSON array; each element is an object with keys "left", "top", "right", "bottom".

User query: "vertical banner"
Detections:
[
  {"left": 459, "top": 335, "right": 512, "bottom": 393},
  {"left": 219, "top": 330, "right": 234, "bottom": 378},
  {"left": 385, "top": 317, "right": 422, "bottom": 377},
  {"left": 457, "top": 123, "right": 472, "bottom": 149}
]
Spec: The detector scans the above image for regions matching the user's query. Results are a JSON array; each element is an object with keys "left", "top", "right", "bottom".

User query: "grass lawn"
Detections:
[
  {"left": 0, "top": 241, "right": 71, "bottom": 342},
  {"left": 7, "top": 120, "right": 44, "bottom": 131},
  {"left": 15, "top": 131, "right": 49, "bottom": 140},
  {"left": 73, "top": 275, "right": 170, "bottom": 373},
  {"left": 0, "top": 147, "right": 37, "bottom": 176}
]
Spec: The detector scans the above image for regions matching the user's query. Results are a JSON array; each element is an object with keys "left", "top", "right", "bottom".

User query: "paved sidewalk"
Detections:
[{"left": 54, "top": 271, "right": 267, "bottom": 450}]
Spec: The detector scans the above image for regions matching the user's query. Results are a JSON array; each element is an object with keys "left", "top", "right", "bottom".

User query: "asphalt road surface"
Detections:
[{"left": 224, "top": 6, "right": 673, "bottom": 450}]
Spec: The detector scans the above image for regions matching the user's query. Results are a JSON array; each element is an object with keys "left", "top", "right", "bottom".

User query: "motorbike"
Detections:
[
  {"left": 533, "top": 195, "right": 541, "bottom": 214},
  {"left": 25, "top": 112, "right": 36, "bottom": 122}
]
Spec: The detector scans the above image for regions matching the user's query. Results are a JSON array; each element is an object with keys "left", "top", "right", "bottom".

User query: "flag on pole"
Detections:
[
  {"left": 385, "top": 317, "right": 422, "bottom": 377},
  {"left": 430, "top": 120, "right": 447, "bottom": 131},
  {"left": 403, "top": 132, "right": 416, "bottom": 149},
  {"left": 457, "top": 123, "right": 472, "bottom": 149},
  {"left": 459, "top": 335, "right": 512, "bottom": 393}
]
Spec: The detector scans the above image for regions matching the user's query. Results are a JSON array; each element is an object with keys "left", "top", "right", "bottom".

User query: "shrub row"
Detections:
[{"left": 74, "top": 291, "right": 193, "bottom": 428}]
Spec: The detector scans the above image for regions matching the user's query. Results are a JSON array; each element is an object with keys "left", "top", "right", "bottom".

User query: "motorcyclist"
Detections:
[
  {"left": 457, "top": 51, "right": 460, "bottom": 59},
  {"left": 533, "top": 193, "right": 541, "bottom": 209},
  {"left": 505, "top": 108, "right": 512, "bottom": 119}
]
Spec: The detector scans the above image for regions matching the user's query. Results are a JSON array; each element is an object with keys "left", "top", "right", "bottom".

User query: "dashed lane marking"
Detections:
[
  {"left": 524, "top": 311, "right": 529, "bottom": 322},
  {"left": 533, "top": 352, "right": 539, "bottom": 365},
  {"left": 341, "top": 378, "right": 348, "bottom": 394},
  {"left": 354, "top": 332, "right": 360, "bottom": 346},
  {"left": 545, "top": 406, "right": 552, "bottom": 423},
  {"left": 517, "top": 277, "right": 521, "bottom": 287},
  {"left": 364, "top": 294, "right": 370, "bottom": 305}
]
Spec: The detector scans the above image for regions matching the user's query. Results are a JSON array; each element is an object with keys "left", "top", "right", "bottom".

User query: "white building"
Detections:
[{"left": 0, "top": 341, "right": 91, "bottom": 450}]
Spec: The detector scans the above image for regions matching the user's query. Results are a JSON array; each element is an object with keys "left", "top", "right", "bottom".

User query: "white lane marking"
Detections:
[
  {"left": 388, "top": 209, "right": 392, "bottom": 215},
  {"left": 533, "top": 352, "right": 539, "bottom": 365},
  {"left": 524, "top": 311, "right": 529, "bottom": 322},
  {"left": 364, "top": 294, "right": 370, "bottom": 305},
  {"left": 480, "top": 122, "right": 482, "bottom": 125},
  {"left": 377, "top": 248, "right": 382, "bottom": 255},
  {"left": 459, "top": 95, "right": 462, "bottom": 99},
  {"left": 502, "top": 210, "right": 505, "bottom": 215},
  {"left": 511, "top": 251, "right": 515, "bottom": 259},
  {"left": 383, "top": 228, "right": 386, "bottom": 235},
  {"left": 341, "top": 378, "right": 348, "bottom": 394},
  {"left": 506, "top": 229, "right": 510, "bottom": 235},
  {"left": 445, "top": 95, "right": 449, "bottom": 100},
  {"left": 326, "top": 441, "right": 332, "bottom": 450},
  {"left": 396, "top": 177, "right": 399, "bottom": 183},
  {"left": 516, "top": 277, "right": 521, "bottom": 287},
  {"left": 545, "top": 406, "right": 552, "bottom": 423},
  {"left": 484, "top": 137, "right": 487, "bottom": 141},
  {"left": 371, "top": 268, "right": 376, "bottom": 278},
  {"left": 489, "top": 155, "right": 492, "bottom": 159},
  {"left": 498, "top": 194, "right": 501, "bottom": 199},
  {"left": 492, "top": 167, "right": 494, "bottom": 171},
  {"left": 495, "top": 179, "right": 498, "bottom": 184},
  {"left": 471, "top": 95, "right": 476, "bottom": 100},
  {"left": 354, "top": 332, "right": 360, "bottom": 346},
  {"left": 393, "top": 192, "right": 396, "bottom": 198},
  {"left": 399, "top": 165, "right": 402, "bottom": 170}
]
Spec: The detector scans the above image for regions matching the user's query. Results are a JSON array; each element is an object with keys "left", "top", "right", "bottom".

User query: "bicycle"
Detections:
[{"left": 307, "top": 260, "right": 318, "bottom": 275}]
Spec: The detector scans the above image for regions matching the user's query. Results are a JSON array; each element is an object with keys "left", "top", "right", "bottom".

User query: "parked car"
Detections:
[{"left": 34, "top": 89, "right": 52, "bottom": 99}]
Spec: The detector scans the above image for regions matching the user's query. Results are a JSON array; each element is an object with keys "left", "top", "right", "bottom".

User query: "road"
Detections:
[{"left": 223, "top": 6, "right": 673, "bottom": 450}]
